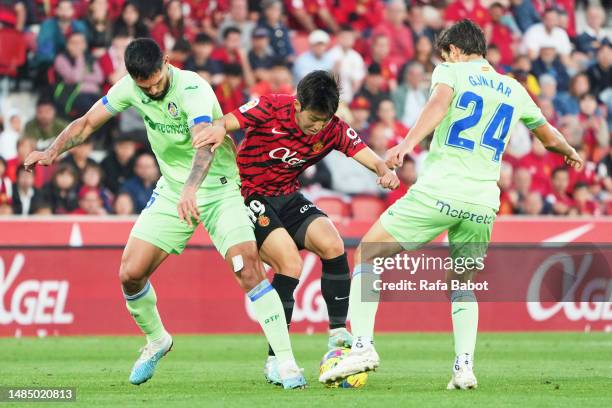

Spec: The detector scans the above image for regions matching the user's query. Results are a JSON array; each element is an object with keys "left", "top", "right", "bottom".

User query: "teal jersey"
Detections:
[
  {"left": 411, "top": 60, "right": 546, "bottom": 210},
  {"left": 102, "top": 66, "right": 239, "bottom": 199}
]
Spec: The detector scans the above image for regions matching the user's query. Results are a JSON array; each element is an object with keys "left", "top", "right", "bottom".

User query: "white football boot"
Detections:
[{"left": 447, "top": 353, "right": 478, "bottom": 390}]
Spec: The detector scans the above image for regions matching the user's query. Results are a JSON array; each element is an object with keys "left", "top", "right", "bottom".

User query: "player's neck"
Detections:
[{"left": 453, "top": 54, "right": 485, "bottom": 63}]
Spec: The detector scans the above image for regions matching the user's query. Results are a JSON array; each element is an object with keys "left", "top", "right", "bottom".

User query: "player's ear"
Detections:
[
  {"left": 163, "top": 55, "right": 170, "bottom": 66},
  {"left": 294, "top": 99, "right": 302, "bottom": 113}
]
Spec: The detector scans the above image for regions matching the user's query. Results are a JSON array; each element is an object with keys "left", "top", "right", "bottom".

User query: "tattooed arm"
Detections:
[
  {"left": 177, "top": 123, "right": 217, "bottom": 227},
  {"left": 24, "top": 100, "right": 112, "bottom": 171}
]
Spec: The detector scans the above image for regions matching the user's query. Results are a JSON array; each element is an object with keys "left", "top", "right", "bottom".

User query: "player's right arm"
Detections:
[{"left": 24, "top": 101, "right": 112, "bottom": 171}]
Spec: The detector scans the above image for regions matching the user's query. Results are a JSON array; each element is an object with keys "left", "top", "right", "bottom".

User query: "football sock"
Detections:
[
  {"left": 348, "top": 263, "right": 380, "bottom": 339},
  {"left": 267, "top": 273, "right": 299, "bottom": 356},
  {"left": 321, "top": 253, "right": 351, "bottom": 330},
  {"left": 451, "top": 290, "right": 478, "bottom": 356},
  {"left": 248, "top": 279, "right": 294, "bottom": 363},
  {"left": 124, "top": 280, "right": 167, "bottom": 343}
]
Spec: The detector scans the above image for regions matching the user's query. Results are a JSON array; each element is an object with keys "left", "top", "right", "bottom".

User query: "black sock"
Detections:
[
  {"left": 321, "top": 252, "right": 350, "bottom": 330},
  {"left": 268, "top": 273, "right": 299, "bottom": 356}
]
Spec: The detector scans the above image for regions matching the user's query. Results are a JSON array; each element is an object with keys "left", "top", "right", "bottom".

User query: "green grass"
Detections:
[{"left": 1, "top": 333, "right": 611, "bottom": 407}]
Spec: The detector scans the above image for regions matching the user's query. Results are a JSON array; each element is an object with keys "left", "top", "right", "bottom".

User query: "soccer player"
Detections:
[
  {"left": 192, "top": 70, "right": 400, "bottom": 384},
  {"left": 24, "top": 38, "right": 306, "bottom": 389},
  {"left": 318, "top": 20, "right": 583, "bottom": 389}
]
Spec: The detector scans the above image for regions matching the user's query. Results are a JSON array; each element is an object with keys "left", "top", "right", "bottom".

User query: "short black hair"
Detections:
[
  {"left": 435, "top": 19, "right": 487, "bottom": 58},
  {"left": 224, "top": 63, "right": 243, "bottom": 77},
  {"left": 296, "top": 70, "right": 339, "bottom": 119},
  {"left": 194, "top": 33, "right": 213, "bottom": 44},
  {"left": 124, "top": 38, "right": 164, "bottom": 80},
  {"left": 552, "top": 166, "right": 568, "bottom": 178},
  {"left": 222, "top": 26, "right": 241, "bottom": 39}
]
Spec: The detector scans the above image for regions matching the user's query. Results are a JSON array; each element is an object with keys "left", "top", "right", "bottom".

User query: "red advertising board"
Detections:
[{"left": 0, "top": 217, "right": 611, "bottom": 336}]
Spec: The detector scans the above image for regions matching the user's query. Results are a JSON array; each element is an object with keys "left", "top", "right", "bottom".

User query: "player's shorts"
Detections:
[
  {"left": 130, "top": 183, "right": 254, "bottom": 256},
  {"left": 244, "top": 192, "right": 327, "bottom": 249},
  {"left": 380, "top": 189, "right": 496, "bottom": 260}
]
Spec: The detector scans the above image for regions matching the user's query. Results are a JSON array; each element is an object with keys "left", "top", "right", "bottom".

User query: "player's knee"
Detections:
[
  {"left": 353, "top": 244, "right": 363, "bottom": 265},
  {"left": 239, "top": 265, "right": 263, "bottom": 291},
  {"left": 118, "top": 255, "right": 146, "bottom": 286},
  {"left": 278, "top": 253, "right": 303, "bottom": 278},
  {"left": 318, "top": 237, "right": 345, "bottom": 260}
]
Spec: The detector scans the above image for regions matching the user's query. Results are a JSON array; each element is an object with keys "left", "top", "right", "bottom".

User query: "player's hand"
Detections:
[
  {"left": 385, "top": 141, "right": 412, "bottom": 169},
  {"left": 23, "top": 150, "right": 56, "bottom": 172},
  {"left": 192, "top": 125, "right": 226, "bottom": 152},
  {"left": 565, "top": 149, "right": 584, "bottom": 170},
  {"left": 377, "top": 170, "right": 400, "bottom": 190},
  {"left": 177, "top": 188, "right": 200, "bottom": 228}
]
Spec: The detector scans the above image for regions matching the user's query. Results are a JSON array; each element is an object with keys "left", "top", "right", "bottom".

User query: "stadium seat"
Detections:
[
  {"left": 0, "top": 28, "right": 27, "bottom": 77},
  {"left": 351, "top": 195, "right": 386, "bottom": 221},
  {"left": 315, "top": 197, "right": 350, "bottom": 219}
]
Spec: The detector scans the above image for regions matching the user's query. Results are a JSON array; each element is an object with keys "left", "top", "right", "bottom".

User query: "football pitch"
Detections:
[{"left": 1, "top": 332, "right": 610, "bottom": 407}]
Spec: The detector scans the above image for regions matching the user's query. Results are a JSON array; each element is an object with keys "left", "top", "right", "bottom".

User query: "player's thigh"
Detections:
[
  {"left": 130, "top": 190, "right": 197, "bottom": 256},
  {"left": 303, "top": 216, "right": 345, "bottom": 260},
  {"left": 355, "top": 219, "right": 405, "bottom": 265},
  {"left": 224, "top": 240, "right": 267, "bottom": 292},
  {"left": 259, "top": 228, "right": 303, "bottom": 279},
  {"left": 120, "top": 236, "right": 170, "bottom": 284},
  {"left": 380, "top": 190, "right": 454, "bottom": 249}
]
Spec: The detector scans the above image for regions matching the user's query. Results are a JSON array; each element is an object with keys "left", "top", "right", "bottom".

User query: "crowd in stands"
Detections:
[{"left": 0, "top": 0, "right": 610, "bottom": 219}]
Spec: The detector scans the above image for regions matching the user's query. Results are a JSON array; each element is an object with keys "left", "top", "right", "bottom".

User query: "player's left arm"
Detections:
[
  {"left": 386, "top": 83, "right": 454, "bottom": 168},
  {"left": 352, "top": 148, "right": 400, "bottom": 190}
]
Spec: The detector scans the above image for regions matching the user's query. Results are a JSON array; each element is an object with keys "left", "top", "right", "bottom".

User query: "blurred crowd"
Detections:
[{"left": 0, "top": 0, "right": 610, "bottom": 218}]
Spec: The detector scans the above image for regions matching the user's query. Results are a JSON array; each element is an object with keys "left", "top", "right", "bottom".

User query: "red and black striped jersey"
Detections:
[{"left": 232, "top": 94, "right": 366, "bottom": 197}]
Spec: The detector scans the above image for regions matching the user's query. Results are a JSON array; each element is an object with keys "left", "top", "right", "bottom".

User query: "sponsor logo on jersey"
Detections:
[
  {"left": 143, "top": 115, "right": 189, "bottom": 135},
  {"left": 312, "top": 141, "right": 324, "bottom": 153},
  {"left": 269, "top": 147, "right": 306, "bottom": 167},
  {"left": 300, "top": 204, "right": 315, "bottom": 214},
  {"left": 167, "top": 101, "right": 180, "bottom": 118},
  {"left": 239, "top": 98, "right": 260, "bottom": 113},
  {"left": 271, "top": 127, "right": 289, "bottom": 135},
  {"left": 184, "top": 85, "right": 199, "bottom": 90},
  {"left": 257, "top": 215, "right": 270, "bottom": 227}
]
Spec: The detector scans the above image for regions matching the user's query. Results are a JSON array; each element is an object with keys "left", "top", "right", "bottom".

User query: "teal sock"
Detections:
[
  {"left": 248, "top": 280, "right": 294, "bottom": 363},
  {"left": 348, "top": 264, "right": 380, "bottom": 339},
  {"left": 124, "top": 281, "right": 167, "bottom": 342},
  {"left": 451, "top": 290, "right": 478, "bottom": 356}
]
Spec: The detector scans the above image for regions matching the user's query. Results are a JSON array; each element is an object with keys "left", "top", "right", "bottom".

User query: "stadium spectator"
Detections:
[
  {"left": 578, "top": 5, "right": 611, "bottom": 55},
  {"left": 366, "top": 122, "right": 389, "bottom": 158},
  {"left": 184, "top": 33, "right": 223, "bottom": 84},
  {"left": 518, "top": 137, "right": 563, "bottom": 196},
  {"left": 113, "top": 192, "right": 135, "bottom": 215},
  {"left": 112, "top": 1, "right": 149, "bottom": 39},
  {"left": 60, "top": 139, "right": 96, "bottom": 178},
  {"left": 211, "top": 26, "right": 255, "bottom": 87},
  {"left": 248, "top": 27, "right": 275, "bottom": 73},
  {"left": 99, "top": 31, "right": 131, "bottom": 94},
  {"left": 258, "top": 0, "right": 294, "bottom": 62},
  {"left": 444, "top": 0, "right": 490, "bottom": 28},
  {"left": 0, "top": 0, "right": 26, "bottom": 30},
  {"left": 354, "top": 63, "right": 390, "bottom": 119},
  {"left": 4, "top": 137, "right": 36, "bottom": 184},
  {"left": 366, "top": 34, "right": 399, "bottom": 92},
  {"left": 53, "top": 31, "right": 104, "bottom": 117},
  {"left": 0, "top": 111, "right": 22, "bottom": 161},
  {"left": 323, "top": 150, "right": 382, "bottom": 195},
  {"left": 23, "top": 99, "right": 69, "bottom": 150},
  {"left": 86, "top": 0, "right": 113, "bottom": 57},
  {"left": 218, "top": 0, "right": 255, "bottom": 49},
  {"left": 73, "top": 186, "right": 107, "bottom": 215},
  {"left": 348, "top": 96, "right": 371, "bottom": 137},
  {"left": 36, "top": 0, "right": 88, "bottom": 68},
  {"left": 299, "top": 161, "right": 332, "bottom": 190},
  {"left": 531, "top": 46, "right": 570, "bottom": 92},
  {"left": 151, "top": 0, "right": 195, "bottom": 52},
  {"left": 510, "top": 54, "right": 540, "bottom": 96},
  {"left": 11, "top": 165, "right": 43, "bottom": 215},
  {"left": 510, "top": 0, "right": 540, "bottom": 33},
  {"left": 0, "top": 157, "right": 12, "bottom": 208},
  {"left": 41, "top": 163, "right": 79, "bottom": 214},
  {"left": 413, "top": 35, "right": 437, "bottom": 76},
  {"left": 486, "top": 45, "right": 508, "bottom": 73},
  {"left": 546, "top": 167, "right": 574, "bottom": 215},
  {"left": 326, "top": 25, "right": 366, "bottom": 104},
  {"left": 331, "top": 0, "right": 384, "bottom": 33},
  {"left": 120, "top": 153, "right": 159, "bottom": 213},
  {"left": 586, "top": 43, "right": 612, "bottom": 97},
  {"left": 520, "top": 8, "right": 572, "bottom": 63},
  {"left": 498, "top": 161, "right": 515, "bottom": 215},
  {"left": 512, "top": 167, "right": 533, "bottom": 214},
  {"left": 250, "top": 58, "right": 294, "bottom": 98},
  {"left": 577, "top": 93, "right": 609, "bottom": 161},
  {"left": 573, "top": 182, "right": 600, "bottom": 216},
  {"left": 523, "top": 191, "right": 546, "bottom": 215},
  {"left": 293, "top": 29, "right": 334, "bottom": 83},
  {"left": 371, "top": 0, "right": 414, "bottom": 66},
  {"left": 215, "top": 63, "right": 249, "bottom": 116},
  {"left": 393, "top": 62, "right": 428, "bottom": 129},
  {"left": 100, "top": 135, "right": 137, "bottom": 195},
  {"left": 373, "top": 99, "right": 408, "bottom": 148},
  {"left": 485, "top": 2, "right": 516, "bottom": 67},
  {"left": 554, "top": 72, "right": 590, "bottom": 116},
  {"left": 285, "top": 0, "right": 339, "bottom": 34},
  {"left": 408, "top": 6, "right": 437, "bottom": 44},
  {"left": 81, "top": 162, "right": 113, "bottom": 212}
]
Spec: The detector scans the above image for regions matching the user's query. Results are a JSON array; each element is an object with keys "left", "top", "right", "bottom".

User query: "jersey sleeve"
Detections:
[
  {"left": 231, "top": 95, "right": 275, "bottom": 128},
  {"left": 518, "top": 86, "right": 546, "bottom": 130},
  {"left": 181, "top": 73, "right": 219, "bottom": 128},
  {"left": 102, "top": 75, "right": 133, "bottom": 115},
  {"left": 430, "top": 63, "right": 456, "bottom": 92},
  {"left": 333, "top": 120, "right": 367, "bottom": 157}
]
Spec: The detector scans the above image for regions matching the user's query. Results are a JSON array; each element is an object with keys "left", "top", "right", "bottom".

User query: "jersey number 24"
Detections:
[{"left": 446, "top": 91, "right": 514, "bottom": 162}]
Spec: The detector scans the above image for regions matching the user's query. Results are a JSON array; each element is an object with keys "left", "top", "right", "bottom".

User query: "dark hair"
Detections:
[
  {"left": 296, "top": 70, "right": 340, "bottom": 119},
  {"left": 551, "top": 166, "right": 568, "bottom": 177},
  {"left": 543, "top": 7, "right": 559, "bottom": 16},
  {"left": 222, "top": 26, "right": 241, "bottom": 40},
  {"left": 124, "top": 38, "right": 164, "bottom": 79},
  {"left": 435, "top": 19, "right": 487, "bottom": 58},
  {"left": 224, "top": 63, "right": 243, "bottom": 77},
  {"left": 194, "top": 33, "right": 213, "bottom": 44}
]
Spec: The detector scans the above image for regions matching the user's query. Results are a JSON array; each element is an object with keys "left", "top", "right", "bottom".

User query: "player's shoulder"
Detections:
[
  {"left": 266, "top": 93, "right": 295, "bottom": 107},
  {"left": 175, "top": 67, "right": 213, "bottom": 92}
]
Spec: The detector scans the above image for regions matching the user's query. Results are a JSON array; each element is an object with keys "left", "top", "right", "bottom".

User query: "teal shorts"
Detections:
[
  {"left": 380, "top": 189, "right": 496, "bottom": 259},
  {"left": 131, "top": 183, "right": 255, "bottom": 256}
]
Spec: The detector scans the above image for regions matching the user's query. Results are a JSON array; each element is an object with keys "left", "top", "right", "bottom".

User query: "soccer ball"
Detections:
[{"left": 319, "top": 348, "right": 368, "bottom": 388}]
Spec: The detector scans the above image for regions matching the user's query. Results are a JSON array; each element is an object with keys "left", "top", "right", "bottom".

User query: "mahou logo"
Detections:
[
  {"left": 527, "top": 252, "right": 612, "bottom": 322},
  {"left": 0, "top": 253, "right": 73, "bottom": 325},
  {"left": 245, "top": 253, "right": 328, "bottom": 324}
]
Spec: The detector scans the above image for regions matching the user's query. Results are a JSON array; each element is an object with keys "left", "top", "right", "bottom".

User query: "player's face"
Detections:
[
  {"left": 294, "top": 101, "right": 330, "bottom": 135},
  {"left": 134, "top": 60, "right": 171, "bottom": 100}
]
